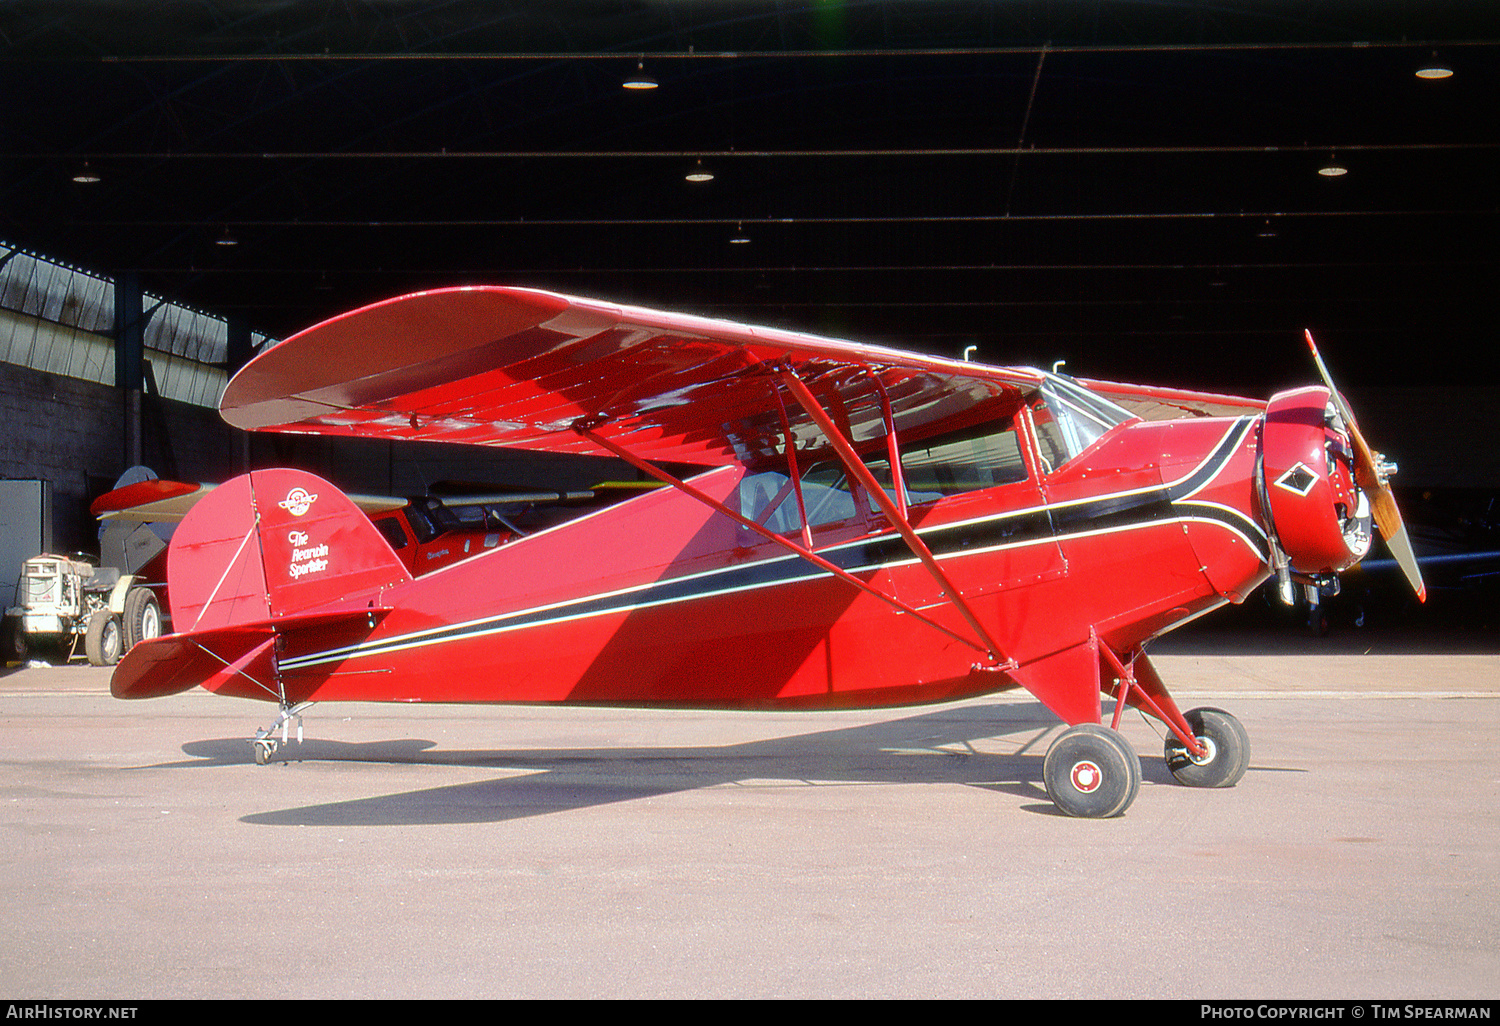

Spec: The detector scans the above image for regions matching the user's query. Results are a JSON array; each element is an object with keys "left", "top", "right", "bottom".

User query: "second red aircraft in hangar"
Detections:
[{"left": 111, "top": 286, "right": 1424, "bottom": 816}]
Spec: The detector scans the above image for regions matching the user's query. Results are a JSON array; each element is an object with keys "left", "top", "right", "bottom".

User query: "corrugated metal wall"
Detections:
[{"left": 0, "top": 241, "right": 274, "bottom": 408}]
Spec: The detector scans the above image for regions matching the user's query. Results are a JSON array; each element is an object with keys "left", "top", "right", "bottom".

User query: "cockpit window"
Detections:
[
  {"left": 1030, "top": 373, "right": 1134, "bottom": 471},
  {"left": 740, "top": 462, "right": 860, "bottom": 536},
  {"left": 897, "top": 417, "right": 1028, "bottom": 498},
  {"left": 738, "top": 414, "right": 1031, "bottom": 535},
  {"left": 404, "top": 505, "right": 440, "bottom": 544},
  {"left": 375, "top": 517, "right": 409, "bottom": 550}
]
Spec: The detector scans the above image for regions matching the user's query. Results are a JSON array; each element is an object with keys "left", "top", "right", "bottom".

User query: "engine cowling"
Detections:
[{"left": 1258, "top": 385, "right": 1374, "bottom": 575}]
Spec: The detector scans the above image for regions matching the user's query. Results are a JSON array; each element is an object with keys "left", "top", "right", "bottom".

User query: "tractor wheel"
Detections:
[
  {"left": 1, "top": 616, "right": 26, "bottom": 664},
  {"left": 122, "top": 588, "right": 162, "bottom": 650},
  {"left": 85, "top": 610, "right": 123, "bottom": 667},
  {"left": 1165, "top": 708, "right": 1250, "bottom": 788},
  {"left": 1042, "top": 723, "right": 1141, "bottom": 818}
]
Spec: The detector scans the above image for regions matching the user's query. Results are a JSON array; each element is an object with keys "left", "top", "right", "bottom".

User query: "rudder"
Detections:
[{"left": 169, "top": 468, "right": 411, "bottom": 631}]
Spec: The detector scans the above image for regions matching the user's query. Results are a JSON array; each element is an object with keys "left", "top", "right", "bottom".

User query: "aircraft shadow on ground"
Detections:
[{"left": 160, "top": 700, "right": 1201, "bottom": 826}]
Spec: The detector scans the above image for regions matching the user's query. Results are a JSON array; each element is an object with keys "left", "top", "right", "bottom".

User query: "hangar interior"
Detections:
[{"left": 1, "top": 1, "right": 1496, "bottom": 629}]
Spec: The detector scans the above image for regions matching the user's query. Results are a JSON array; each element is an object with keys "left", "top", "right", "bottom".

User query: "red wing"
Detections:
[{"left": 221, "top": 287, "right": 1044, "bottom": 466}]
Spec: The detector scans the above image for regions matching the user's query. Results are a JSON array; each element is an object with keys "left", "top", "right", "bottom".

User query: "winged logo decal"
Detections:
[{"left": 278, "top": 487, "right": 319, "bottom": 516}]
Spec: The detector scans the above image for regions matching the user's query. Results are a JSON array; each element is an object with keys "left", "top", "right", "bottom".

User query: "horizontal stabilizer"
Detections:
[
  {"left": 112, "top": 628, "right": 276, "bottom": 700},
  {"left": 111, "top": 608, "right": 392, "bottom": 701},
  {"left": 90, "top": 478, "right": 211, "bottom": 522}
]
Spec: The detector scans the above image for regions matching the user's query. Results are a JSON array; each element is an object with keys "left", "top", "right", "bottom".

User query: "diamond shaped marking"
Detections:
[{"left": 1275, "top": 462, "right": 1319, "bottom": 497}]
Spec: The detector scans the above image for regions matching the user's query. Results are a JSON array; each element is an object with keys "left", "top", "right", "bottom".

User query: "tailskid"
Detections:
[{"left": 251, "top": 701, "right": 315, "bottom": 765}]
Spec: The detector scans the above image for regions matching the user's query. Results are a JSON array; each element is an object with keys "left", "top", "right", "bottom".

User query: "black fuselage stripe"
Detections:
[
  {"left": 283, "top": 422, "right": 1266, "bottom": 670},
  {"left": 282, "top": 418, "right": 1262, "bottom": 668}
]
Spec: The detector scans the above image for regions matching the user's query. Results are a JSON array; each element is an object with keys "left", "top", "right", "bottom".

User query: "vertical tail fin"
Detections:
[{"left": 169, "top": 468, "right": 412, "bottom": 631}]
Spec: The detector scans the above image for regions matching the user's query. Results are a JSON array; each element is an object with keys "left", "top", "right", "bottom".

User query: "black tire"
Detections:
[
  {"left": 1043, "top": 723, "right": 1141, "bottom": 818},
  {"left": 1165, "top": 707, "right": 1250, "bottom": 788},
  {"left": 85, "top": 610, "right": 123, "bottom": 667},
  {"left": 1, "top": 616, "right": 26, "bottom": 664},
  {"left": 122, "top": 588, "right": 162, "bottom": 650}
]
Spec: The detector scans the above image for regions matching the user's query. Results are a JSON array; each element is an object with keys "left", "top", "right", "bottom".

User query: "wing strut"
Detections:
[
  {"left": 770, "top": 382, "right": 816, "bottom": 551},
  {"left": 1096, "top": 631, "right": 1207, "bottom": 759},
  {"left": 575, "top": 364, "right": 1017, "bottom": 669},
  {"left": 871, "top": 376, "right": 910, "bottom": 520},
  {"left": 775, "top": 370, "right": 1013, "bottom": 668},
  {"left": 573, "top": 425, "right": 996, "bottom": 658}
]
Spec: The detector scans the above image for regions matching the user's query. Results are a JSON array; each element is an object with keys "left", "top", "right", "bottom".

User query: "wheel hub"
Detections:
[
  {"left": 1069, "top": 759, "right": 1103, "bottom": 793},
  {"left": 1185, "top": 735, "right": 1218, "bottom": 766}
]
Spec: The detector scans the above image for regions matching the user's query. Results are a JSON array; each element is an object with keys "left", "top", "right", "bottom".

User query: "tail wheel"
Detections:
[
  {"left": 1165, "top": 707, "right": 1250, "bottom": 788},
  {"left": 85, "top": 610, "right": 123, "bottom": 667},
  {"left": 122, "top": 588, "right": 162, "bottom": 650},
  {"left": 1043, "top": 723, "right": 1141, "bottom": 818}
]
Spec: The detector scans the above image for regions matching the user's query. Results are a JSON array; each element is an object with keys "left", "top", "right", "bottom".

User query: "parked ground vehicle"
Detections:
[{"left": 2, "top": 553, "right": 163, "bottom": 666}]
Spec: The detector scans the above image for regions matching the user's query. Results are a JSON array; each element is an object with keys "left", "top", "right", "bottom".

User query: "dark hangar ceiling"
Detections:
[{"left": 2, "top": 1, "right": 1497, "bottom": 395}]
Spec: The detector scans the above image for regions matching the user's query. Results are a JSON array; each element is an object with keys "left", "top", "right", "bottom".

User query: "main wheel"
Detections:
[
  {"left": 1043, "top": 723, "right": 1141, "bottom": 818},
  {"left": 85, "top": 610, "right": 123, "bottom": 666},
  {"left": 122, "top": 588, "right": 162, "bottom": 650},
  {"left": 1165, "top": 707, "right": 1250, "bottom": 788}
]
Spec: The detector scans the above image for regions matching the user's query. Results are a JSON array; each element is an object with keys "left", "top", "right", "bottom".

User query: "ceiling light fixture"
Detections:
[
  {"left": 1317, "top": 155, "right": 1348, "bottom": 177},
  {"left": 729, "top": 224, "right": 751, "bottom": 244},
  {"left": 1415, "top": 52, "right": 1453, "bottom": 79},
  {"left": 215, "top": 227, "right": 238, "bottom": 247},
  {"left": 685, "top": 159, "right": 714, "bottom": 183},
  {"left": 71, "top": 163, "right": 101, "bottom": 184},
  {"left": 622, "top": 61, "right": 658, "bottom": 90}
]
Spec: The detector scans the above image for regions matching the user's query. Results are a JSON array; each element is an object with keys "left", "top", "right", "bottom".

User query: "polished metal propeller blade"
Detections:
[{"left": 1304, "top": 330, "right": 1426, "bottom": 602}]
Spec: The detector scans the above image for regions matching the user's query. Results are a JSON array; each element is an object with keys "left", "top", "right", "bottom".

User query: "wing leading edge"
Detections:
[{"left": 220, "top": 287, "right": 1044, "bottom": 466}]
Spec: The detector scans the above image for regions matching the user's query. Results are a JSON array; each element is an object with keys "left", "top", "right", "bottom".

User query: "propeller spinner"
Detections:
[{"left": 1303, "top": 330, "right": 1427, "bottom": 602}]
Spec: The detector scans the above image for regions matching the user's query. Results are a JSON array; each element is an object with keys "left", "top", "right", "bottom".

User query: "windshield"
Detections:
[{"left": 1031, "top": 373, "right": 1135, "bottom": 471}]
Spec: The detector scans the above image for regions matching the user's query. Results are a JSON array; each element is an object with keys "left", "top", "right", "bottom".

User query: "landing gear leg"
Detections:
[
  {"left": 251, "top": 702, "right": 314, "bottom": 765},
  {"left": 1102, "top": 642, "right": 1249, "bottom": 793}
]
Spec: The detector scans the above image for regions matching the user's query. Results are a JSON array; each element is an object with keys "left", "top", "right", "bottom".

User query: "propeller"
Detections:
[{"left": 1304, "top": 330, "right": 1426, "bottom": 602}]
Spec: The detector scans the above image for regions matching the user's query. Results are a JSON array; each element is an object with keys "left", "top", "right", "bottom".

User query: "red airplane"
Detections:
[{"left": 110, "top": 287, "right": 1425, "bottom": 816}]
